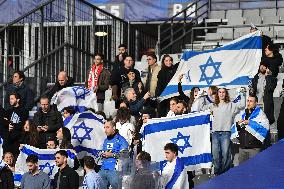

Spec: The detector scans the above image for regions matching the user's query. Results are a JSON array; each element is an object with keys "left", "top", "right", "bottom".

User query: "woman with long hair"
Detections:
[
  {"left": 156, "top": 55, "right": 179, "bottom": 117},
  {"left": 56, "top": 127, "right": 73, "bottom": 149},
  {"left": 19, "top": 120, "right": 39, "bottom": 148},
  {"left": 203, "top": 88, "right": 245, "bottom": 175},
  {"left": 114, "top": 107, "right": 135, "bottom": 145},
  {"left": 262, "top": 43, "right": 283, "bottom": 78}
]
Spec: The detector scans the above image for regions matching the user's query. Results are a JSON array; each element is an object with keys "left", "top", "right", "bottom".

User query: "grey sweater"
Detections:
[
  {"left": 203, "top": 94, "right": 245, "bottom": 132},
  {"left": 21, "top": 171, "right": 51, "bottom": 189}
]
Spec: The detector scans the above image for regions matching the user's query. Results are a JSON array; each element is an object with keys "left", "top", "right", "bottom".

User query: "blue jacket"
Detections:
[{"left": 101, "top": 133, "right": 128, "bottom": 170}]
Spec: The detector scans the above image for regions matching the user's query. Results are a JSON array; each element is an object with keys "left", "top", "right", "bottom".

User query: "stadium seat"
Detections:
[
  {"left": 206, "top": 10, "right": 226, "bottom": 23},
  {"left": 243, "top": 9, "right": 261, "bottom": 25},
  {"left": 205, "top": 33, "right": 222, "bottom": 41},
  {"left": 278, "top": 8, "right": 284, "bottom": 22},
  {"left": 217, "top": 28, "right": 234, "bottom": 40},
  {"left": 234, "top": 27, "right": 250, "bottom": 38},
  {"left": 260, "top": 8, "right": 277, "bottom": 17},
  {"left": 263, "top": 16, "right": 279, "bottom": 24},
  {"left": 226, "top": 9, "right": 244, "bottom": 25}
]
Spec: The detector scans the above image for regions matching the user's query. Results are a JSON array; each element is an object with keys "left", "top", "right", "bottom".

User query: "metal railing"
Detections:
[
  {"left": 157, "top": 0, "right": 209, "bottom": 56},
  {"left": 0, "top": 0, "right": 157, "bottom": 106}
]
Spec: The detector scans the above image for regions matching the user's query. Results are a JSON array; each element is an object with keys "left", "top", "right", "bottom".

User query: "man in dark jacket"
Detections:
[
  {"left": 33, "top": 96, "right": 63, "bottom": 148},
  {"left": 4, "top": 71, "right": 34, "bottom": 110},
  {"left": 124, "top": 88, "right": 151, "bottom": 117},
  {"left": 4, "top": 92, "right": 29, "bottom": 157},
  {"left": 45, "top": 71, "right": 74, "bottom": 99},
  {"left": 236, "top": 95, "right": 268, "bottom": 164},
  {"left": 54, "top": 150, "right": 79, "bottom": 189},
  {"left": 86, "top": 53, "right": 110, "bottom": 111},
  {"left": 110, "top": 55, "right": 141, "bottom": 107}
]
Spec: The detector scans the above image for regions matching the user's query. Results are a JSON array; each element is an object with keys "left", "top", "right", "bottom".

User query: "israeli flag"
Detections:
[
  {"left": 141, "top": 111, "right": 212, "bottom": 171},
  {"left": 161, "top": 157, "right": 189, "bottom": 189},
  {"left": 0, "top": 137, "right": 3, "bottom": 159},
  {"left": 52, "top": 86, "right": 98, "bottom": 112},
  {"left": 159, "top": 31, "right": 262, "bottom": 100},
  {"left": 65, "top": 111, "right": 106, "bottom": 161},
  {"left": 231, "top": 106, "right": 269, "bottom": 142},
  {"left": 14, "top": 145, "right": 75, "bottom": 185}
]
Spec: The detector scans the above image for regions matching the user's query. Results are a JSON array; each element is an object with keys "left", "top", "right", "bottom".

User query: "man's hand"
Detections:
[
  {"left": 178, "top": 74, "right": 184, "bottom": 83},
  {"left": 42, "top": 125, "right": 49, "bottom": 132},
  {"left": 238, "top": 120, "right": 249, "bottom": 125},
  {"left": 103, "top": 151, "right": 113, "bottom": 158},
  {"left": 143, "top": 92, "right": 151, "bottom": 100},
  {"left": 8, "top": 124, "right": 14, "bottom": 131}
]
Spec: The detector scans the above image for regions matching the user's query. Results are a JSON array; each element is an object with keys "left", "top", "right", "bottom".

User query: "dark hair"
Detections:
[
  {"left": 39, "top": 95, "right": 50, "bottom": 103},
  {"left": 178, "top": 100, "right": 188, "bottom": 110},
  {"left": 161, "top": 54, "right": 173, "bottom": 68},
  {"left": 26, "top": 154, "right": 38, "bottom": 163},
  {"left": 25, "top": 121, "right": 40, "bottom": 147},
  {"left": 249, "top": 94, "right": 258, "bottom": 102},
  {"left": 188, "top": 87, "right": 200, "bottom": 112},
  {"left": 63, "top": 106, "right": 75, "bottom": 115},
  {"left": 164, "top": 143, "right": 179, "bottom": 156},
  {"left": 259, "top": 61, "right": 268, "bottom": 68},
  {"left": 214, "top": 88, "right": 230, "bottom": 106},
  {"left": 137, "top": 151, "right": 151, "bottom": 162},
  {"left": 147, "top": 54, "right": 157, "bottom": 62},
  {"left": 267, "top": 44, "right": 279, "bottom": 54},
  {"left": 115, "top": 107, "right": 131, "bottom": 123},
  {"left": 170, "top": 97, "right": 179, "bottom": 104},
  {"left": 93, "top": 53, "right": 104, "bottom": 60},
  {"left": 105, "top": 118, "right": 115, "bottom": 128},
  {"left": 55, "top": 150, "right": 68, "bottom": 158},
  {"left": 209, "top": 86, "right": 218, "bottom": 95},
  {"left": 140, "top": 107, "right": 156, "bottom": 118},
  {"left": 118, "top": 44, "right": 127, "bottom": 49},
  {"left": 59, "top": 127, "right": 72, "bottom": 149},
  {"left": 2, "top": 152, "right": 14, "bottom": 162},
  {"left": 13, "top": 71, "right": 25, "bottom": 81},
  {"left": 83, "top": 156, "right": 95, "bottom": 169},
  {"left": 47, "top": 136, "right": 58, "bottom": 146},
  {"left": 9, "top": 92, "right": 21, "bottom": 106}
]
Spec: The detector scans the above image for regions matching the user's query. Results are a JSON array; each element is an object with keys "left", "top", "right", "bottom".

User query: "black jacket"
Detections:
[
  {"left": 46, "top": 77, "right": 74, "bottom": 99},
  {"left": 53, "top": 165, "right": 79, "bottom": 189},
  {"left": 4, "top": 82, "right": 34, "bottom": 110},
  {"left": 33, "top": 106, "right": 63, "bottom": 148},
  {"left": 126, "top": 98, "right": 145, "bottom": 117},
  {"left": 0, "top": 167, "right": 14, "bottom": 189},
  {"left": 237, "top": 108, "right": 263, "bottom": 149},
  {"left": 155, "top": 64, "right": 178, "bottom": 97},
  {"left": 251, "top": 74, "right": 277, "bottom": 124},
  {"left": 261, "top": 53, "right": 283, "bottom": 78}
]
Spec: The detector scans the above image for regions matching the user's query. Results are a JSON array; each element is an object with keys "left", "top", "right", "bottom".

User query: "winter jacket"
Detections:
[
  {"left": 53, "top": 165, "right": 79, "bottom": 189},
  {"left": 261, "top": 53, "right": 283, "bottom": 78},
  {"left": 0, "top": 167, "right": 14, "bottom": 189},
  {"left": 143, "top": 64, "right": 161, "bottom": 97}
]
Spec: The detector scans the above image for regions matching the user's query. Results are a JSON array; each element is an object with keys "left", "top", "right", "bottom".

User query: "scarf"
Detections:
[{"left": 87, "top": 64, "right": 103, "bottom": 90}]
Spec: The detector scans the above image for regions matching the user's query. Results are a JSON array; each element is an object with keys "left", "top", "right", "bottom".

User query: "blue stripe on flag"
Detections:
[
  {"left": 160, "top": 153, "right": 212, "bottom": 170},
  {"left": 182, "top": 36, "right": 262, "bottom": 61},
  {"left": 21, "top": 146, "right": 75, "bottom": 160},
  {"left": 74, "top": 145, "right": 101, "bottom": 156},
  {"left": 144, "top": 114, "right": 211, "bottom": 136},
  {"left": 161, "top": 76, "right": 250, "bottom": 97},
  {"left": 249, "top": 120, "right": 268, "bottom": 138},
  {"left": 78, "top": 112, "right": 104, "bottom": 124},
  {"left": 165, "top": 158, "right": 184, "bottom": 189}
]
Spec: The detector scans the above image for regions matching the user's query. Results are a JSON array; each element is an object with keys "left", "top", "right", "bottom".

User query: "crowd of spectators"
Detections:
[{"left": 0, "top": 27, "right": 284, "bottom": 188}]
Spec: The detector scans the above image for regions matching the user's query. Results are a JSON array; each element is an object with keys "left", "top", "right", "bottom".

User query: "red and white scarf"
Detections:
[{"left": 87, "top": 64, "right": 103, "bottom": 90}]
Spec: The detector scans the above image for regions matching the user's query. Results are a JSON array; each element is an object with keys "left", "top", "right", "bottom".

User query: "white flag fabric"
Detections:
[
  {"left": 14, "top": 145, "right": 75, "bottom": 185},
  {"left": 159, "top": 31, "right": 262, "bottom": 100},
  {"left": 231, "top": 106, "right": 269, "bottom": 142},
  {"left": 65, "top": 111, "right": 106, "bottom": 161},
  {"left": 52, "top": 86, "right": 98, "bottom": 112},
  {"left": 141, "top": 111, "right": 212, "bottom": 171}
]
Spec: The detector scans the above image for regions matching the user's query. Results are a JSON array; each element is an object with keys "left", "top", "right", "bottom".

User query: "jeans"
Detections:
[
  {"left": 212, "top": 131, "right": 232, "bottom": 175},
  {"left": 99, "top": 170, "right": 120, "bottom": 189}
]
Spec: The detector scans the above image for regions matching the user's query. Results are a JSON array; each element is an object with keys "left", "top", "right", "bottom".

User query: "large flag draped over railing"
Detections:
[
  {"left": 52, "top": 86, "right": 98, "bottom": 112},
  {"left": 141, "top": 111, "right": 212, "bottom": 171},
  {"left": 14, "top": 145, "right": 76, "bottom": 185},
  {"left": 159, "top": 31, "right": 262, "bottom": 100},
  {"left": 65, "top": 111, "right": 106, "bottom": 161}
]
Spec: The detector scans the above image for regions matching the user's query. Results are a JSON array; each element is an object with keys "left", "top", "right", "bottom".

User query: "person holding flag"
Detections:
[{"left": 161, "top": 143, "right": 189, "bottom": 189}]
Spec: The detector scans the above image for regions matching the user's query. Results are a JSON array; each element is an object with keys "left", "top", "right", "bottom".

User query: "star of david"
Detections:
[
  {"left": 72, "top": 86, "right": 90, "bottom": 100},
  {"left": 39, "top": 162, "right": 55, "bottom": 176},
  {"left": 170, "top": 132, "right": 192, "bottom": 154},
  {"left": 72, "top": 121, "right": 93, "bottom": 144},
  {"left": 199, "top": 56, "right": 222, "bottom": 85}
]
